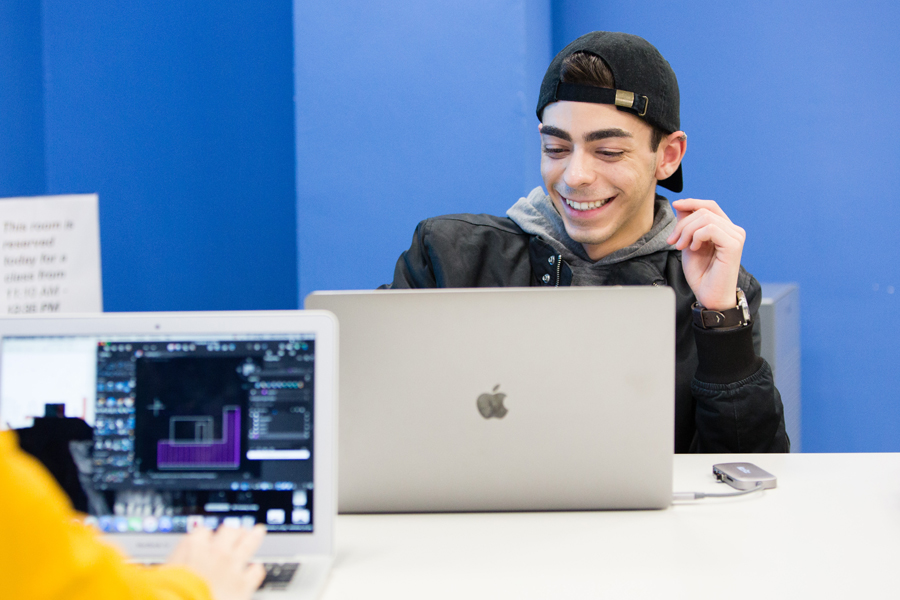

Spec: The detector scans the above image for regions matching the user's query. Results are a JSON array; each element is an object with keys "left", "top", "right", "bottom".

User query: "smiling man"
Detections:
[{"left": 386, "top": 31, "right": 788, "bottom": 453}]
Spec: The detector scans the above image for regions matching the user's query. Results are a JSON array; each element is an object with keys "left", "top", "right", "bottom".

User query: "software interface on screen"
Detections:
[{"left": 0, "top": 334, "right": 316, "bottom": 535}]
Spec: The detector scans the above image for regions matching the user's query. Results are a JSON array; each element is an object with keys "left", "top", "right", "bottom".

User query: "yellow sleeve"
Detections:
[{"left": 0, "top": 431, "right": 213, "bottom": 600}]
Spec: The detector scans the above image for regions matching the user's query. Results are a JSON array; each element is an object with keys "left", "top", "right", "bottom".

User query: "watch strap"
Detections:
[{"left": 692, "top": 288, "right": 751, "bottom": 330}]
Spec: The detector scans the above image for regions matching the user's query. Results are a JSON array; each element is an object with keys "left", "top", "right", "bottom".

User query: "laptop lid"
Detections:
[
  {"left": 0, "top": 311, "right": 337, "bottom": 559},
  {"left": 305, "top": 287, "right": 674, "bottom": 512}
]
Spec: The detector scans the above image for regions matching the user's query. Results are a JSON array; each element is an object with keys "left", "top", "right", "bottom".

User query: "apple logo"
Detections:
[{"left": 476, "top": 384, "right": 508, "bottom": 419}]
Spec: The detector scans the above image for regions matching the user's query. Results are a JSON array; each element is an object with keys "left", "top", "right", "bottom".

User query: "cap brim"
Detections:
[{"left": 658, "top": 163, "right": 683, "bottom": 193}]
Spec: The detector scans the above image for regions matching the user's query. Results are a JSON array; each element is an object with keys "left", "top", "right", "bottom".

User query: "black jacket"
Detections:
[{"left": 387, "top": 213, "right": 789, "bottom": 453}]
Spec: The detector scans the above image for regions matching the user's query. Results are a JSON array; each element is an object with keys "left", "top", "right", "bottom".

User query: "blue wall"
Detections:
[
  {"left": 0, "top": 0, "right": 45, "bottom": 196},
  {"left": 1, "top": 1, "right": 298, "bottom": 311},
  {"left": 294, "top": 0, "right": 551, "bottom": 296},
  {"left": 3, "top": 1, "right": 900, "bottom": 452}
]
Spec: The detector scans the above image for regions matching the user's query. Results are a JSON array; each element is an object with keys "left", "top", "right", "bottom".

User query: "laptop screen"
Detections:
[{"left": 0, "top": 333, "right": 316, "bottom": 535}]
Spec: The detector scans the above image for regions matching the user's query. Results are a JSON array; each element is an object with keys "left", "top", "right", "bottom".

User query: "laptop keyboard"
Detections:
[{"left": 259, "top": 562, "right": 301, "bottom": 591}]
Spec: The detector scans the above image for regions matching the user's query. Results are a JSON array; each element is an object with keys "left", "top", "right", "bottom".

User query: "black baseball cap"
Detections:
[{"left": 537, "top": 31, "right": 683, "bottom": 193}]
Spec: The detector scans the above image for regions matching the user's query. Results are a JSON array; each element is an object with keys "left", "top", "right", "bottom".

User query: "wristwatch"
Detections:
[{"left": 691, "top": 288, "right": 751, "bottom": 330}]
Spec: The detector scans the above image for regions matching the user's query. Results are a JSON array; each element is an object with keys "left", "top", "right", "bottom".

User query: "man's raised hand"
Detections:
[{"left": 666, "top": 198, "right": 745, "bottom": 311}]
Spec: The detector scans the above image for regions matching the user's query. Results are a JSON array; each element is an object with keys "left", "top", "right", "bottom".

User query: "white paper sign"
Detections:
[{"left": 1, "top": 194, "right": 103, "bottom": 314}]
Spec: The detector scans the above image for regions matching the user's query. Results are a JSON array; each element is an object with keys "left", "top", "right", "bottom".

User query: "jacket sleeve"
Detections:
[
  {"left": 690, "top": 273, "right": 790, "bottom": 453},
  {"left": 385, "top": 216, "right": 533, "bottom": 289},
  {"left": 0, "top": 431, "right": 213, "bottom": 600},
  {"left": 387, "top": 219, "right": 438, "bottom": 289}
]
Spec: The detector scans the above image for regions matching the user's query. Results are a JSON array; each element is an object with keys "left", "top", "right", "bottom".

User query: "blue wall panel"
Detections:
[
  {"left": 552, "top": 0, "right": 900, "bottom": 451},
  {"left": 294, "top": 0, "right": 551, "bottom": 298},
  {"left": 40, "top": 1, "right": 298, "bottom": 311},
  {"left": 0, "top": 0, "right": 46, "bottom": 197}
]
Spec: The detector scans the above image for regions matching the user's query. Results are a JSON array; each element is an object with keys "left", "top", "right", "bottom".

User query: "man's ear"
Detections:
[{"left": 655, "top": 131, "right": 687, "bottom": 181}]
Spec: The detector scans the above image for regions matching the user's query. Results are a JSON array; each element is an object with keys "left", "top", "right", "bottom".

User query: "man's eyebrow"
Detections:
[
  {"left": 540, "top": 126, "right": 633, "bottom": 143},
  {"left": 539, "top": 125, "right": 571, "bottom": 142},
  {"left": 584, "top": 128, "right": 632, "bottom": 142}
]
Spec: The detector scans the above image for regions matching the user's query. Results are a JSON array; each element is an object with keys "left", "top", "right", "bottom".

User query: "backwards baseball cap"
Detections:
[{"left": 537, "top": 31, "right": 683, "bottom": 193}]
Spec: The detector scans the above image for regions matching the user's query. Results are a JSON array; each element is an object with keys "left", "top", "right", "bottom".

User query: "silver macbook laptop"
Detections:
[
  {"left": 305, "top": 287, "right": 674, "bottom": 512},
  {"left": 0, "top": 311, "right": 337, "bottom": 598}
]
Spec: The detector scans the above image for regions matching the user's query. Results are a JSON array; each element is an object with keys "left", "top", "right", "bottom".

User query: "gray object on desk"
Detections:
[{"left": 759, "top": 283, "right": 801, "bottom": 452}]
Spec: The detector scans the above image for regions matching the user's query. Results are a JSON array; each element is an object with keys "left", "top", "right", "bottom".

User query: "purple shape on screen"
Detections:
[{"left": 157, "top": 406, "right": 240, "bottom": 469}]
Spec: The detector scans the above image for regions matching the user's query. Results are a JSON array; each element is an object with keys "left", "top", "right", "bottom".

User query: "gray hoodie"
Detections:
[{"left": 506, "top": 187, "right": 677, "bottom": 286}]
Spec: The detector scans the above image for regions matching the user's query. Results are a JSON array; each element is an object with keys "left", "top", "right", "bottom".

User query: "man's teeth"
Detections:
[{"left": 564, "top": 197, "right": 612, "bottom": 211}]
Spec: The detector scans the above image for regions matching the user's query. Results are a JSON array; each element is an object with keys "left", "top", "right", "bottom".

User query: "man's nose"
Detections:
[{"left": 563, "top": 148, "right": 595, "bottom": 188}]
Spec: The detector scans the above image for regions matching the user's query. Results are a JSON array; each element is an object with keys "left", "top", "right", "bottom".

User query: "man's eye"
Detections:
[
  {"left": 542, "top": 147, "right": 568, "bottom": 157},
  {"left": 598, "top": 150, "right": 624, "bottom": 158}
]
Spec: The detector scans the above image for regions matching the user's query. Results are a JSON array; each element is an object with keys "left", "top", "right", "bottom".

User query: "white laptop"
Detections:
[
  {"left": 305, "top": 287, "right": 674, "bottom": 513},
  {"left": 0, "top": 311, "right": 337, "bottom": 598}
]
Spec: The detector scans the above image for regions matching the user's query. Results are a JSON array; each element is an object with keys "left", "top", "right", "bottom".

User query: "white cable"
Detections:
[{"left": 672, "top": 483, "right": 764, "bottom": 502}]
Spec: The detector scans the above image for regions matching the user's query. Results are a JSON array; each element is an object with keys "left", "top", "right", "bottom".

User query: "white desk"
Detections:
[{"left": 321, "top": 453, "right": 900, "bottom": 599}]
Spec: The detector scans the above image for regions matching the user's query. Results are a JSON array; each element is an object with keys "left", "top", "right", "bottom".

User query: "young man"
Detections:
[{"left": 387, "top": 31, "right": 788, "bottom": 453}]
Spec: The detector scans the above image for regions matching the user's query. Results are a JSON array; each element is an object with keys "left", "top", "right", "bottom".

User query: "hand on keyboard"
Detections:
[{"left": 167, "top": 524, "right": 267, "bottom": 600}]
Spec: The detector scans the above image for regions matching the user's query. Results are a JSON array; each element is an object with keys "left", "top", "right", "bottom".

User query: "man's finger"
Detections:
[
  {"left": 667, "top": 207, "right": 725, "bottom": 244},
  {"left": 671, "top": 198, "right": 730, "bottom": 221},
  {"left": 687, "top": 223, "right": 743, "bottom": 253},
  {"left": 668, "top": 210, "right": 743, "bottom": 250}
]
